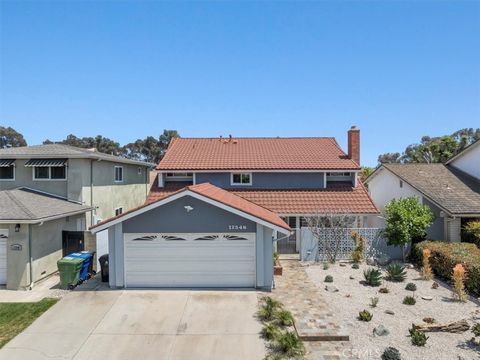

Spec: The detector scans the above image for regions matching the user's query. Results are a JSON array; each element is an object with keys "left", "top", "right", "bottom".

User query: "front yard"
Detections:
[
  {"left": 0, "top": 298, "right": 58, "bottom": 348},
  {"left": 305, "top": 262, "right": 480, "bottom": 359}
]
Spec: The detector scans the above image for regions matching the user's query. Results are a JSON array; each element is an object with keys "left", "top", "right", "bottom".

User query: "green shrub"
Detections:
[
  {"left": 324, "top": 275, "right": 333, "bottom": 283},
  {"left": 259, "top": 297, "right": 282, "bottom": 321},
  {"left": 261, "top": 323, "right": 281, "bottom": 340},
  {"left": 412, "top": 241, "right": 480, "bottom": 296},
  {"left": 275, "top": 331, "right": 305, "bottom": 358},
  {"left": 275, "top": 309, "right": 294, "bottom": 327},
  {"left": 409, "top": 327, "right": 429, "bottom": 346},
  {"left": 403, "top": 296, "right": 416, "bottom": 305},
  {"left": 358, "top": 309, "right": 373, "bottom": 321},
  {"left": 385, "top": 263, "right": 407, "bottom": 282},
  {"left": 352, "top": 263, "right": 360, "bottom": 269},
  {"left": 405, "top": 282, "right": 417, "bottom": 291},
  {"left": 463, "top": 220, "right": 480, "bottom": 247},
  {"left": 381, "top": 347, "right": 401, "bottom": 360},
  {"left": 472, "top": 323, "right": 480, "bottom": 337},
  {"left": 363, "top": 268, "right": 382, "bottom": 286},
  {"left": 273, "top": 252, "right": 280, "bottom": 264}
]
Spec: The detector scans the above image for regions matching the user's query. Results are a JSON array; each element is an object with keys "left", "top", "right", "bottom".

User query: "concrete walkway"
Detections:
[
  {"left": 0, "top": 275, "right": 67, "bottom": 303},
  {"left": 273, "top": 259, "right": 356, "bottom": 360},
  {"left": 0, "top": 289, "right": 266, "bottom": 360}
]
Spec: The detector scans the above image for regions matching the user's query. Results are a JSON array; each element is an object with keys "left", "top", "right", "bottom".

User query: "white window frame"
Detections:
[
  {"left": 0, "top": 165, "right": 15, "bottom": 181},
  {"left": 114, "top": 166, "right": 124, "bottom": 183},
  {"left": 32, "top": 166, "right": 67, "bottom": 181},
  {"left": 230, "top": 172, "right": 252, "bottom": 186}
]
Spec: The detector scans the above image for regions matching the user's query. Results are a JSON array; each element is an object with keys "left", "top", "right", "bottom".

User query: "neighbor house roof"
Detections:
[
  {"left": 0, "top": 188, "right": 92, "bottom": 223},
  {"left": 146, "top": 182, "right": 378, "bottom": 215},
  {"left": 91, "top": 182, "right": 291, "bottom": 234},
  {"left": 374, "top": 163, "right": 480, "bottom": 216},
  {"left": 0, "top": 144, "right": 154, "bottom": 167},
  {"left": 157, "top": 137, "right": 359, "bottom": 171}
]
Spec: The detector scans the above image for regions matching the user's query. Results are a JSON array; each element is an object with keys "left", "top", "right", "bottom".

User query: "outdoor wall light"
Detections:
[
  {"left": 15, "top": 224, "right": 20, "bottom": 232},
  {"left": 184, "top": 205, "right": 194, "bottom": 213}
]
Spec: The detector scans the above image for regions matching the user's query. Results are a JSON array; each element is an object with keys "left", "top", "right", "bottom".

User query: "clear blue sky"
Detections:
[{"left": 1, "top": 1, "right": 479, "bottom": 166}]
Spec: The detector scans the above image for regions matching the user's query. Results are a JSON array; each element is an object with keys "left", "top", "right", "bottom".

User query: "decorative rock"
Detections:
[
  {"left": 349, "top": 275, "right": 355, "bottom": 280},
  {"left": 404, "top": 263, "right": 415, "bottom": 269},
  {"left": 423, "top": 317, "right": 436, "bottom": 324},
  {"left": 432, "top": 282, "right": 439, "bottom": 289},
  {"left": 385, "top": 310, "right": 395, "bottom": 315},
  {"left": 366, "top": 257, "right": 375, "bottom": 265},
  {"left": 373, "top": 325, "right": 390, "bottom": 336},
  {"left": 375, "top": 254, "right": 391, "bottom": 266},
  {"left": 325, "top": 285, "right": 339, "bottom": 292},
  {"left": 339, "top": 263, "right": 347, "bottom": 267},
  {"left": 421, "top": 296, "right": 433, "bottom": 301}
]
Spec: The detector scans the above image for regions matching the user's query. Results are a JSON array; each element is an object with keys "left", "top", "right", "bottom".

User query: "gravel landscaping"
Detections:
[{"left": 305, "top": 262, "right": 480, "bottom": 360}]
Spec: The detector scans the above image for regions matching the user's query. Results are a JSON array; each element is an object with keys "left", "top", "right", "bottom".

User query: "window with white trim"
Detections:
[
  {"left": 0, "top": 165, "right": 15, "bottom": 180},
  {"left": 114, "top": 166, "right": 123, "bottom": 182},
  {"left": 33, "top": 166, "right": 66, "bottom": 180},
  {"left": 231, "top": 172, "right": 252, "bottom": 185}
]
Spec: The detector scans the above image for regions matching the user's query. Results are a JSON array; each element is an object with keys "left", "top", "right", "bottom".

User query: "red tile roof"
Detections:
[
  {"left": 147, "top": 182, "right": 378, "bottom": 215},
  {"left": 91, "top": 183, "right": 291, "bottom": 232},
  {"left": 157, "top": 137, "right": 359, "bottom": 171}
]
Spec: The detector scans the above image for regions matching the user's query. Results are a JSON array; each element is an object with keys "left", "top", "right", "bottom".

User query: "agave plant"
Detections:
[
  {"left": 358, "top": 309, "right": 373, "bottom": 322},
  {"left": 363, "top": 268, "right": 382, "bottom": 287},
  {"left": 385, "top": 263, "right": 407, "bottom": 282}
]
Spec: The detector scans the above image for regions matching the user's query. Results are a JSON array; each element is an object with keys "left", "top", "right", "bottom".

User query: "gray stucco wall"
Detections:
[
  {"left": 256, "top": 224, "right": 274, "bottom": 289},
  {"left": 123, "top": 196, "right": 256, "bottom": 233},
  {"left": 194, "top": 172, "right": 325, "bottom": 189},
  {"left": 1, "top": 214, "right": 85, "bottom": 290},
  {"left": 422, "top": 198, "right": 445, "bottom": 240}
]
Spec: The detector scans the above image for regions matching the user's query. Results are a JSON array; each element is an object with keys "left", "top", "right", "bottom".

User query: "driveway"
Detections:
[{"left": 0, "top": 289, "right": 266, "bottom": 360}]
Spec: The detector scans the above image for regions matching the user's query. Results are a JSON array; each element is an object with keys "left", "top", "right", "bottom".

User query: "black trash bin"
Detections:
[{"left": 99, "top": 254, "right": 109, "bottom": 283}]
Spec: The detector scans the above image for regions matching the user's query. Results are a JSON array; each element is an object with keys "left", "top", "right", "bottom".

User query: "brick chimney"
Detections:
[{"left": 348, "top": 126, "right": 360, "bottom": 165}]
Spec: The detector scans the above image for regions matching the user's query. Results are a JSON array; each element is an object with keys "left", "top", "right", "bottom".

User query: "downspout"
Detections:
[
  {"left": 90, "top": 160, "right": 94, "bottom": 225},
  {"left": 28, "top": 224, "right": 34, "bottom": 290}
]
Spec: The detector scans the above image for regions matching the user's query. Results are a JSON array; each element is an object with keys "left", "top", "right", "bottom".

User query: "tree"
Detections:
[
  {"left": 0, "top": 126, "right": 27, "bottom": 148},
  {"left": 122, "top": 129, "right": 179, "bottom": 164},
  {"left": 382, "top": 197, "right": 434, "bottom": 260},
  {"left": 377, "top": 128, "right": 480, "bottom": 165},
  {"left": 360, "top": 166, "right": 374, "bottom": 182},
  {"left": 304, "top": 210, "right": 356, "bottom": 263},
  {"left": 44, "top": 134, "right": 122, "bottom": 155}
]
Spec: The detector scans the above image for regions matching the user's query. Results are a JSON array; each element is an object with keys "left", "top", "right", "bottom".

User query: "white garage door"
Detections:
[
  {"left": 124, "top": 233, "right": 255, "bottom": 288},
  {"left": 0, "top": 230, "right": 7, "bottom": 285}
]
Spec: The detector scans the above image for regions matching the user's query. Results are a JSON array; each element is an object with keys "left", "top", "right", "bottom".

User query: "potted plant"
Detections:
[{"left": 273, "top": 252, "right": 283, "bottom": 275}]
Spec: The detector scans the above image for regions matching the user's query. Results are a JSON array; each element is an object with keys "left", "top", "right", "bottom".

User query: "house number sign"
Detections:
[{"left": 228, "top": 225, "right": 247, "bottom": 230}]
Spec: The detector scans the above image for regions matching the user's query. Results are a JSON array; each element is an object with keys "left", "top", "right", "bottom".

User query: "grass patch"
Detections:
[{"left": 0, "top": 298, "right": 58, "bottom": 348}]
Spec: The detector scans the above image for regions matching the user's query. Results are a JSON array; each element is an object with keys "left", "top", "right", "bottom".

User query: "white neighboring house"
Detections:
[{"left": 365, "top": 140, "right": 480, "bottom": 243}]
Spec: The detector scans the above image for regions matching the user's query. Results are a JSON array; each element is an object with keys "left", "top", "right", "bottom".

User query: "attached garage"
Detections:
[{"left": 90, "top": 183, "right": 291, "bottom": 290}]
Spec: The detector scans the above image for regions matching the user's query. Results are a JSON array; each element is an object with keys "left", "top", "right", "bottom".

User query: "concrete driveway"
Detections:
[{"left": 0, "top": 289, "right": 266, "bottom": 360}]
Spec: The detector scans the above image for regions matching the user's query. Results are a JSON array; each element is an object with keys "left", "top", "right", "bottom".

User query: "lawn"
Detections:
[{"left": 0, "top": 298, "right": 59, "bottom": 348}]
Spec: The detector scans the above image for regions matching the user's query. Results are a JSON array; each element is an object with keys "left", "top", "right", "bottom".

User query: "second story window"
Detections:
[
  {"left": 231, "top": 172, "right": 252, "bottom": 185},
  {"left": 0, "top": 160, "right": 15, "bottom": 180},
  {"left": 114, "top": 166, "right": 124, "bottom": 182},
  {"left": 26, "top": 158, "right": 68, "bottom": 180}
]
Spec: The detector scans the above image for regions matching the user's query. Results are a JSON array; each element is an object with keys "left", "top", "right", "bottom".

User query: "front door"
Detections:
[
  {"left": 277, "top": 217, "right": 297, "bottom": 254},
  {"left": 62, "top": 231, "right": 85, "bottom": 256}
]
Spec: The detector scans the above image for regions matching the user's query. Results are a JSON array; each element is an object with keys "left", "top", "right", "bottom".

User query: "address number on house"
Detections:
[{"left": 228, "top": 225, "right": 247, "bottom": 230}]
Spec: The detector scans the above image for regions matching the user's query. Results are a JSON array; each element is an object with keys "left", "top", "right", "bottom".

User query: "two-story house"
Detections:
[
  {"left": 90, "top": 127, "right": 378, "bottom": 290},
  {"left": 0, "top": 144, "right": 152, "bottom": 290},
  {"left": 365, "top": 139, "right": 480, "bottom": 243}
]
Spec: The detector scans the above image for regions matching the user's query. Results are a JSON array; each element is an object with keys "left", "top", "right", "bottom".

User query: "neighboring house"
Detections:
[
  {"left": 365, "top": 141, "right": 480, "bottom": 243},
  {"left": 0, "top": 144, "right": 152, "bottom": 289},
  {"left": 91, "top": 127, "right": 378, "bottom": 290},
  {"left": 0, "top": 189, "right": 92, "bottom": 289}
]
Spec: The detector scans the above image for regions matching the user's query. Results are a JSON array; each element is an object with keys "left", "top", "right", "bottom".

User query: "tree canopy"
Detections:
[
  {"left": 377, "top": 128, "right": 480, "bottom": 165},
  {"left": 0, "top": 126, "right": 27, "bottom": 148}
]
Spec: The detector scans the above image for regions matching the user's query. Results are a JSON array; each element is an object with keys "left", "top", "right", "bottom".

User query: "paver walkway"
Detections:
[{"left": 272, "top": 259, "right": 357, "bottom": 360}]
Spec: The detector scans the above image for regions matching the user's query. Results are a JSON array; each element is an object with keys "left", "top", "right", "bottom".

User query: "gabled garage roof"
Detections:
[{"left": 90, "top": 183, "right": 291, "bottom": 234}]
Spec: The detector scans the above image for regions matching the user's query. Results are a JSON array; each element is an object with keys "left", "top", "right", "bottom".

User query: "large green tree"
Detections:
[
  {"left": 122, "top": 129, "right": 179, "bottom": 164},
  {"left": 378, "top": 128, "right": 480, "bottom": 164},
  {"left": 43, "top": 134, "right": 122, "bottom": 155},
  {"left": 0, "top": 126, "right": 27, "bottom": 148},
  {"left": 383, "top": 197, "right": 434, "bottom": 259}
]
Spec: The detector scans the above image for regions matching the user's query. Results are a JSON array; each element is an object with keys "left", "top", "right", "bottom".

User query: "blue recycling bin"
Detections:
[{"left": 68, "top": 251, "right": 94, "bottom": 282}]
